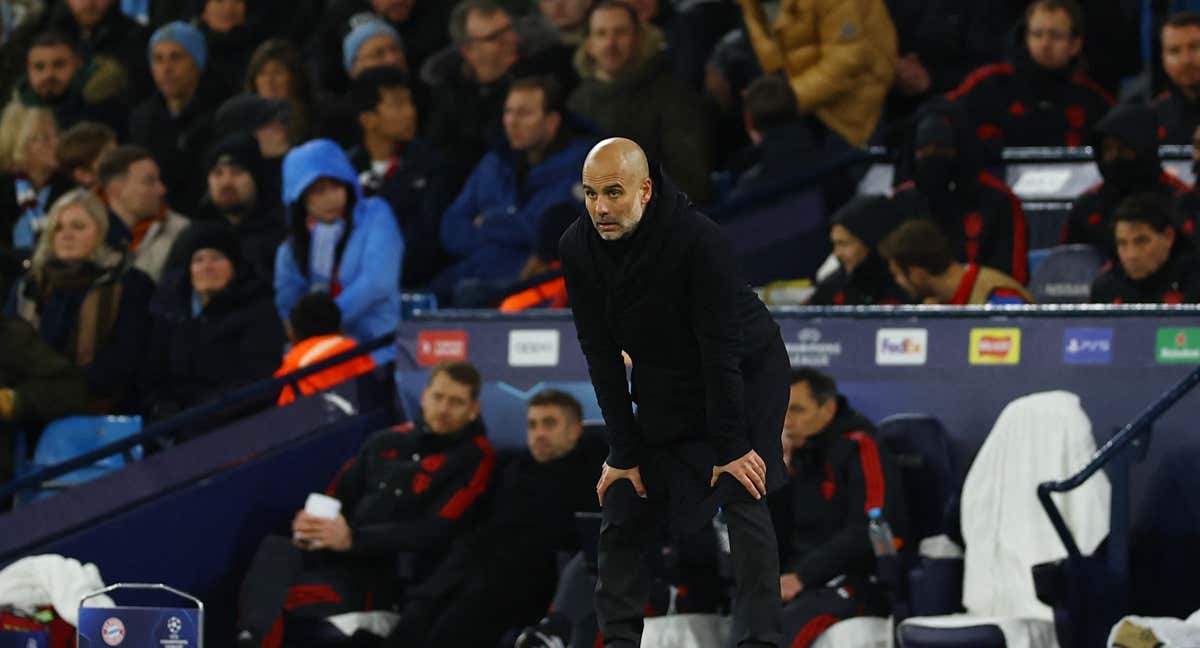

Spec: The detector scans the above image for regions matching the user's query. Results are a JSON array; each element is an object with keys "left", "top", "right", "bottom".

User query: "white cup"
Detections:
[{"left": 304, "top": 493, "right": 342, "bottom": 520}]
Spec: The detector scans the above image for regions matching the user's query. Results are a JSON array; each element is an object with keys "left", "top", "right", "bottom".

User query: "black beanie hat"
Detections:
[
  {"left": 206, "top": 132, "right": 263, "bottom": 176},
  {"left": 831, "top": 195, "right": 905, "bottom": 249},
  {"left": 180, "top": 222, "right": 242, "bottom": 272}
]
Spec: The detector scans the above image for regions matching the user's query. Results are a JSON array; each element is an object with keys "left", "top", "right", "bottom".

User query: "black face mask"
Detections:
[
  {"left": 914, "top": 156, "right": 957, "bottom": 196},
  {"left": 1098, "top": 157, "right": 1158, "bottom": 192}
]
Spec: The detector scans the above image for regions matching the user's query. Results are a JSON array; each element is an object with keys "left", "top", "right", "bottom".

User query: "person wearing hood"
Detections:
[
  {"left": 946, "top": 0, "right": 1112, "bottom": 154},
  {"left": 274, "top": 139, "right": 403, "bottom": 365},
  {"left": 97, "top": 145, "right": 190, "bottom": 284},
  {"left": 128, "top": 21, "right": 220, "bottom": 216},
  {"left": 562, "top": 138, "right": 790, "bottom": 647},
  {"left": 893, "top": 99, "right": 1030, "bottom": 284},
  {"left": 0, "top": 0, "right": 151, "bottom": 104},
  {"left": 738, "top": 0, "right": 896, "bottom": 151},
  {"left": 235, "top": 361, "right": 495, "bottom": 648},
  {"left": 314, "top": 0, "right": 452, "bottom": 96},
  {"left": 808, "top": 195, "right": 909, "bottom": 306},
  {"left": 1155, "top": 12, "right": 1200, "bottom": 146},
  {"left": 1090, "top": 192, "right": 1200, "bottom": 304},
  {"left": 1061, "top": 104, "right": 1190, "bottom": 260},
  {"left": 179, "top": 133, "right": 286, "bottom": 284},
  {"left": 772, "top": 368, "right": 908, "bottom": 648},
  {"left": 433, "top": 75, "right": 595, "bottom": 306},
  {"left": 567, "top": 1, "right": 714, "bottom": 204},
  {"left": 8, "top": 31, "right": 129, "bottom": 135},
  {"left": 8, "top": 188, "right": 155, "bottom": 413},
  {"left": 348, "top": 66, "right": 459, "bottom": 290},
  {"left": 141, "top": 222, "right": 284, "bottom": 422}
]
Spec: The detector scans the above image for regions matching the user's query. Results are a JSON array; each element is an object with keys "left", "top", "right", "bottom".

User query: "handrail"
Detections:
[
  {"left": 0, "top": 332, "right": 396, "bottom": 500},
  {"left": 1037, "top": 366, "right": 1200, "bottom": 559}
]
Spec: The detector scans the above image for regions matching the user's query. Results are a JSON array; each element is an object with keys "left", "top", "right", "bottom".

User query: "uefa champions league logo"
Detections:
[
  {"left": 101, "top": 617, "right": 126, "bottom": 645},
  {"left": 167, "top": 617, "right": 182, "bottom": 636}
]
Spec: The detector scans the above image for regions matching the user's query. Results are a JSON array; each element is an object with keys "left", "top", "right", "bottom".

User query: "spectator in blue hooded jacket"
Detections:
[
  {"left": 274, "top": 139, "right": 403, "bottom": 364},
  {"left": 432, "top": 75, "right": 595, "bottom": 306}
]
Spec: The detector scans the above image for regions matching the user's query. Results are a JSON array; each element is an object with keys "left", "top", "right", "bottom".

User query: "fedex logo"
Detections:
[{"left": 875, "top": 329, "right": 928, "bottom": 366}]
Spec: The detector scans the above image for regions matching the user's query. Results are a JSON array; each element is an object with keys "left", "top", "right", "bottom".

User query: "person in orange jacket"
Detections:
[{"left": 275, "top": 292, "right": 375, "bottom": 406}]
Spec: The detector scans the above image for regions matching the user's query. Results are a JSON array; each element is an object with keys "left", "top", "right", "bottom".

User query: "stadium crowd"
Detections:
[{"left": 1, "top": 0, "right": 1200, "bottom": 644}]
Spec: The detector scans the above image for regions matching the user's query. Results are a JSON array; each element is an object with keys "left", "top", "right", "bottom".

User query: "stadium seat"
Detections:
[
  {"left": 30, "top": 416, "right": 144, "bottom": 490},
  {"left": 898, "top": 392, "right": 1110, "bottom": 647},
  {"left": 1028, "top": 245, "right": 1105, "bottom": 304}
]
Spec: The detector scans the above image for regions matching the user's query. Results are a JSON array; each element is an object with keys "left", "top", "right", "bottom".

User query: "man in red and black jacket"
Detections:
[
  {"left": 770, "top": 368, "right": 909, "bottom": 648},
  {"left": 947, "top": 0, "right": 1112, "bottom": 155},
  {"left": 1154, "top": 12, "right": 1200, "bottom": 145},
  {"left": 1090, "top": 193, "right": 1200, "bottom": 304},
  {"left": 235, "top": 361, "right": 496, "bottom": 647},
  {"left": 892, "top": 98, "right": 1029, "bottom": 284},
  {"left": 1061, "top": 105, "right": 1190, "bottom": 260}
]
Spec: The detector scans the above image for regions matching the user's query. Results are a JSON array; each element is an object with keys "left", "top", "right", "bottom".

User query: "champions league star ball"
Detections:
[{"left": 167, "top": 616, "right": 183, "bottom": 635}]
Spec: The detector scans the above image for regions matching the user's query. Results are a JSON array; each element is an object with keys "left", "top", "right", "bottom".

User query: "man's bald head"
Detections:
[{"left": 581, "top": 138, "right": 653, "bottom": 240}]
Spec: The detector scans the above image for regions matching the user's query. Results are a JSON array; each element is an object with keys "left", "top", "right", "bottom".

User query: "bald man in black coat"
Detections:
[{"left": 560, "top": 138, "right": 790, "bottom": 647}]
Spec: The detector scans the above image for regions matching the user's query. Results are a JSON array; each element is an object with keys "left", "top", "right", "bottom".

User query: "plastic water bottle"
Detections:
[{"left": 867, "top": 507, "right": 897, "bottom": 557}]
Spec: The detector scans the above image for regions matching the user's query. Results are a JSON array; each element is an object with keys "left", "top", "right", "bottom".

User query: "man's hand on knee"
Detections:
[
  {"left": 711, "top": 450, "right": 768, "bottom": 500},
  {"left": 596, "top": 463, "right": 647, "bottom": 506}
]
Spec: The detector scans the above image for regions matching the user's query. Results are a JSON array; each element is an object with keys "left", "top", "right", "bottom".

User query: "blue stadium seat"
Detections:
[
  {"left": 400, "top": 292, "right": 438, "bottom": 318},
  {"left": 31, "top": 415, "right": 144, "bottom": 489},
  {"left": 1028, "top": 245, "right": 1105, "bottom": 303}
]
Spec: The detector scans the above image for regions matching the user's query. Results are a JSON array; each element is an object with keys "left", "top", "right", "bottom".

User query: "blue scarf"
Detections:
[
  {"left": 308, "top": 220, "right": 346, "bottom": 291},
  {"left": 11, "top": 176, "right": 53, "bottom": 249}
]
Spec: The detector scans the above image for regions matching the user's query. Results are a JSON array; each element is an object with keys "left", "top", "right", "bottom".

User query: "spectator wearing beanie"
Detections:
[
  {"left": 128, "top": 20, "right": 219, "bottom": 216},
  {"left": 274, "top": 139, "right": 403, "bottom": 365},
  {"left": 315, "top": 0, "right": 453, "bottom": 95},
  {"left": 314, "top": 18, "right": 410, "bottom": 148},
  {"left": 196, "top": 0, "right": 256, "bottom": 100},
  {"left": 568, "top": 2, "right": 715, "bottom": 204},
  {"left": 808, "top": 195, "right": 909, "bottom": 306},
  {"left": 179, "top": 133, "right": 286, "bottom": 283},
  {"left": 347, "top": 66, "right": 458, "bottom": 289},
  {"left": 0, "top": 0, "right": 151, "bottom": 106},
  {"left": 274, "top": 293, "right": 376, "bottom": 406},
  {"left": 141, "top": 222, "right": 284, "bottom": 422},
  {"left": 8, "top": 188, "right": 155, "bottom": 413},
  {"left": 212, "top": 93, "right": 291, "bottom": 195}
]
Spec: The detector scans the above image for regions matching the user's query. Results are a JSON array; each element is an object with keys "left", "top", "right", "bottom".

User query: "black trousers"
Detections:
[{"left": 595, "top": 481, "right": 782, "bottom": 647}]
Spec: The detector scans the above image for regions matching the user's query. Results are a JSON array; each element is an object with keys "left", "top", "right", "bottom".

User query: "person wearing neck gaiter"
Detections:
[
  {"left": 274, "top": 139, "right": 403, "bottom": 365},
  {"left": 947, "top": 0, "right": 1112, "bottom": 158},
  {"left": 892, "top": 98, "right": 1030, "bottom": 283},
  {"left": 1061, "top": 104, "right": 1190, "bottom": 259}
]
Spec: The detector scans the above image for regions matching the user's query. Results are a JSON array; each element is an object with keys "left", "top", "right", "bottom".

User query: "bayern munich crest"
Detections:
[{"left": 101, "top": 617, "right": 126, "bottom": 646}]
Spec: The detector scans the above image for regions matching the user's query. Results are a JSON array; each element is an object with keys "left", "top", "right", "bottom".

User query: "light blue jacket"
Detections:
[{"left": 274, "top": 139, "right": 403, "bottom": 364}]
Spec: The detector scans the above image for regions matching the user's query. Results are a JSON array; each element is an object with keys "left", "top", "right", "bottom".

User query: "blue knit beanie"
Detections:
[
  {"left": 149, "top": 21, "right": 207, "bottom": 71},
  {"left": 342, "top": 19, "right": 402, "bottom": 74}
]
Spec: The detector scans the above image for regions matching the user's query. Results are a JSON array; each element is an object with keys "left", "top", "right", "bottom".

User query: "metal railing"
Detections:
[{"left": 0, "top": 333, "right": 395, "bottom": 501}]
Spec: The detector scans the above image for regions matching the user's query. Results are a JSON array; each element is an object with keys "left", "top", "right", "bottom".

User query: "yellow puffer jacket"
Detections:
[{"left": 738, "top": 0, "right": 897, "bottom": 147}]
